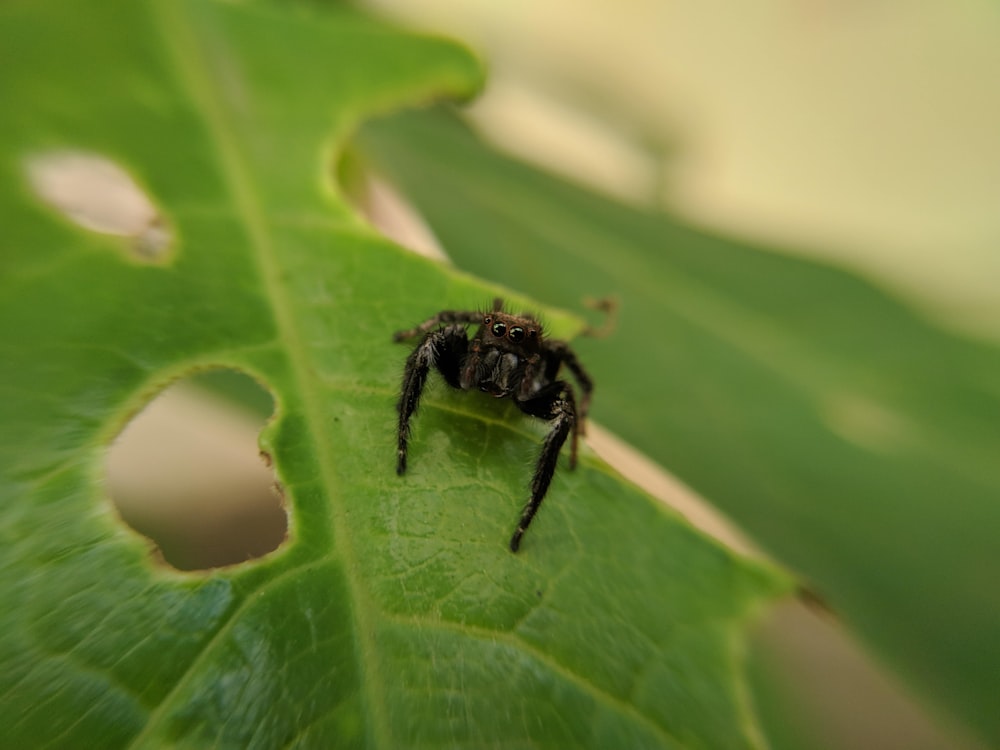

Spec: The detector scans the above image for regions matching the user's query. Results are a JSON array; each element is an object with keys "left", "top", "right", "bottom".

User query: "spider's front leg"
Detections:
[
  {"left": 510, "top": 381, "right": 577, "bottom": 552},
  {"left": 393, "top": 309, "right": 483, "bottom": 343},
  {"left": 396, "top": 324, "right": 468, "bottom": 475},
  {"left": 546, "top": 340, "right": 594, "bottom": 429}
]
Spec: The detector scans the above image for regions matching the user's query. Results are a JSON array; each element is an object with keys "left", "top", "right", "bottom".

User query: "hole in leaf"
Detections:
[
  {"left": 106, "top": 370, "right": 287, "bottom": 570},
  {"left": 25, "top": 150, "right": 173, "bottom": 262}
]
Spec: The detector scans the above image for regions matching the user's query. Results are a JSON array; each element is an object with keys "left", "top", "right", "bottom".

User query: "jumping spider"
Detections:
[{"left": 394, "top": 299, "right": 593, "bottom": 552}]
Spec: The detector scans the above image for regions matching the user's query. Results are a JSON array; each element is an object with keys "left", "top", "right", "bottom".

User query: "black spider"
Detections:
[{"left": 394, "top": 299, "right": 593, "bottom": 552}]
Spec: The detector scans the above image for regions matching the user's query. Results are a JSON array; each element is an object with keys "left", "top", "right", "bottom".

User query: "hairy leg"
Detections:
[
  {"left": 510, "top": 381, "right": 577, "bottom": 551},
  {"left": 544, "top": 341, "right": 593, "bottom": 430},
  {"left": 396, "top": 325, "right": 468, "bottom": 474},
  {"left": 393, "top": 309, "right": 482, "bottom": 343}
]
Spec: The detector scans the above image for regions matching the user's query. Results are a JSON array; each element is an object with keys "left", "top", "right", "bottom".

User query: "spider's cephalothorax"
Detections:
[{"left": 394, "top": 299, "right": 593, "bottom": 552}]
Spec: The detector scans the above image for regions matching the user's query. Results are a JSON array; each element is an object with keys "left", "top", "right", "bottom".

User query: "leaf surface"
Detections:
[{"left": 0, "top": 2, "right": 788, "bottom": 748}]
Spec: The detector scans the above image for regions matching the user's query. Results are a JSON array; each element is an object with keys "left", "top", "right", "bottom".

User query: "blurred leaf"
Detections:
[
  {"left": 0, "top": 1, "right": 788, "bottom": 747},
  {"left": 357, "top": 108, "right": 1000, "bottom": 745}
]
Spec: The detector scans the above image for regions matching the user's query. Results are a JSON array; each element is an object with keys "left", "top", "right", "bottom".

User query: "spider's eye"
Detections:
[
  {"left": 528, "top": 329, "right": 538, "bottom": 340},
  {"left": 491, "top": 321, "right": 507, "bottom": 337},
  {"left": 508, "top": 326, "right": 525, "bottom": 343},
  {"left": 484, "top": 316, "right": 492, "bottom": 325}
]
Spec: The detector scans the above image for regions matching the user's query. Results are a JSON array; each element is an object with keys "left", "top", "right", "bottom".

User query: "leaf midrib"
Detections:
[{"left": 133, "top": 2, "right": 391, "bottom": 746}]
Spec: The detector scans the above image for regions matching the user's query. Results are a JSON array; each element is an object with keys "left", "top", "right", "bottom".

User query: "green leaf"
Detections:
[
  {"left": 0, "top": 2, "right": 788, "bottom": 748},
  {"left": 356, "top": 108, "right": 1000, "bottom": 745}
]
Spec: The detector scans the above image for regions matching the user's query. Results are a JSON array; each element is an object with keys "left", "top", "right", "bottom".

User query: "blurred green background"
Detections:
[{"left": 363, "top": 0, "right": 1000, "bottom": 344}]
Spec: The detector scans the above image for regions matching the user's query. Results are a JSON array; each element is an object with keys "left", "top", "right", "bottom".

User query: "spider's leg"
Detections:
[
  {"left": 545, "top": 341, "right": 594, "bottom": 430},
  {"left": 510, "top": 381, "right": 577, "bottom": 552},
  {"left": 393, "top": 309, "right": 482, "bottom": 342},
  {"left": 396, "top": 325, "right": 468, "bottom": 474}
]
